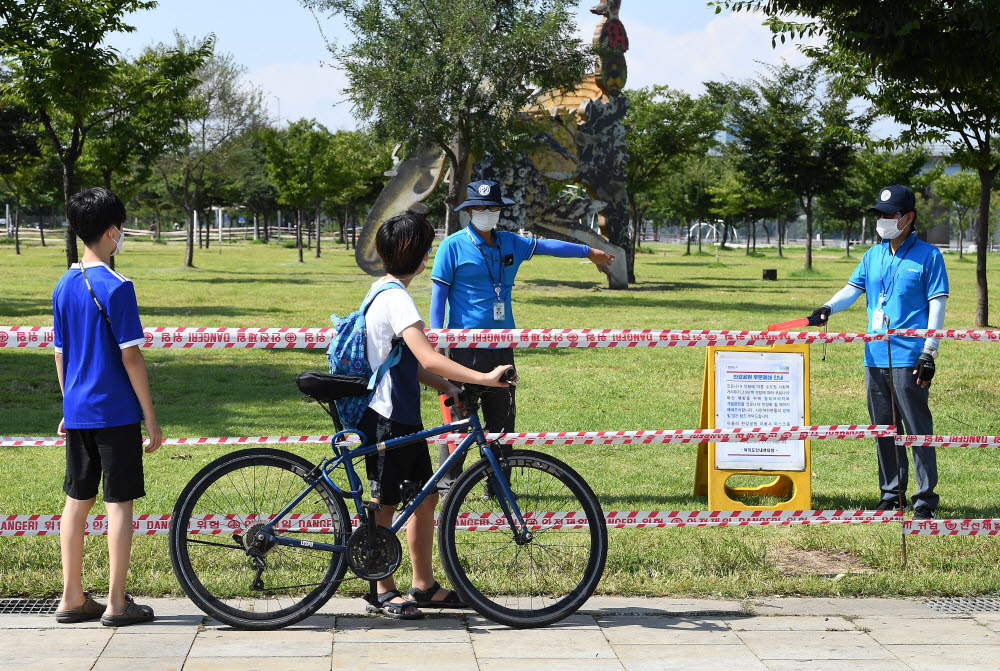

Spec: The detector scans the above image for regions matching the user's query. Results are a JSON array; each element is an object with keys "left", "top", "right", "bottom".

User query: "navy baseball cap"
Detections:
[
  {"left": 455, "top": 180, "right": 515, "bottom": 211},
  {"left": 867, "top": 185, "right": 916, "bottom": 215}
]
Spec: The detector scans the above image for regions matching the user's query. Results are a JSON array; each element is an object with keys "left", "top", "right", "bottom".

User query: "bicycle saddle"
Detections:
[{"left": 296, "top": 371, "right": 370, "bottom": 402}]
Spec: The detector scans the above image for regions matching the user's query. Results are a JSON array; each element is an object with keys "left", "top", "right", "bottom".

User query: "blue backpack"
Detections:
[{"left": 326, "top": 281, "right": 405, "bottom": 429}]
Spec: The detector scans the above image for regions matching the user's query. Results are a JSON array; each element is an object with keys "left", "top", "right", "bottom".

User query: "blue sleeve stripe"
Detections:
[
  {"left": 527, "top": 238, "right": 537, "bottom": 261},
  {"left": 847, "top": 281, "right": 864, "bottom": 290},
  {"left": 928, "top": 292, "right": 949, "bottom": 300}
]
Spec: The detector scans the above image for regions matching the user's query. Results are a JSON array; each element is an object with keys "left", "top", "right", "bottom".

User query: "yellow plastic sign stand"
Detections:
[{"left": 694, "top": 344, "right": 811, "bottom": 511}]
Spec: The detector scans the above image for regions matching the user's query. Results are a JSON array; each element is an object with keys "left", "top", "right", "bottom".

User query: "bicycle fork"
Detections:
[{"left": 481, "top": 444, "right": 532, "bottom": 543}]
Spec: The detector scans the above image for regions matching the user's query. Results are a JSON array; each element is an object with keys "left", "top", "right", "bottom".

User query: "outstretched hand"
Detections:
[{"left": 588, "top": 248, "right": 614, "bottom": 274}]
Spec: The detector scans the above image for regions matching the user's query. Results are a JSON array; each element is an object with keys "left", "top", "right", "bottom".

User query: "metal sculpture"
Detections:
[{"left": 356, "top": 1, "right": 631, "bottom": 289}]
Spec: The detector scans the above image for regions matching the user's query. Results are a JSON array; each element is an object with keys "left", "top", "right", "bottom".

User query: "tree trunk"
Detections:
[
  {"left": 685, "top": 218, "right": 692, "bottom": 255},
  {"left": 697, "top": 222, "right": 702, "bottom": 253},
  {"left": 764, "top": 219, "right": 771, "bottom": 244},
  {"left": 185, "top": 209, "right": 195, "bottom": 267},
  {"left": 263, "top": 212, "right": 270, "bottom": 242},
  {"left": 315, "top": 202, "right": 321, "bottom": 258},
  {"left": 62, "top": 161, "right": 79, "bottom": 267},
  {"left": 39, "top": 208, "right": 46, "bottom": 247},
  {"left": 975, "top": 167, "right": 998, "bottom": 326},
  {"left": 444, "top": 137, "right": 471, "bottom": 236},
  {"left": 13, "top": 197, "right": 20, "bottom": 255},
  {"left": 745, "top": 221, "right": 751, "bottom": 255},
  {"left": 752, "top": 220, "right": 757, "bottom": 252},
  {"left": 776, "top": 205, "right": 783, "bottom": 258},
  {"left": 845, "top": 224, "right": 851, "bottom": 258},
  {"left": 958, "top": 222, "right": 964, "bottom": 260},
  {"left": 296, "top": 208, "right": 303, "bottom": 263},
  {"left": 804, "top": 198, "right": 814, "bottom": 271},
  {"left": 720, "top": 221, "right": 729, "bottom": 248}
]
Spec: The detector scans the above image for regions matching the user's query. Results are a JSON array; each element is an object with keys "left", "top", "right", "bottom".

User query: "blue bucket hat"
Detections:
[
  {"left": 867, "top": 185, "right": 916, "bottom": 215},
  {"left": 455, "top": 180, "right": 515, "bottom": 211}
]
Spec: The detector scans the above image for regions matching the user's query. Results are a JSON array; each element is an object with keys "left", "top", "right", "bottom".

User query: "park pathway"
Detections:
[{"left": 1, "top": 595, "right": 999, "bottom": 670}]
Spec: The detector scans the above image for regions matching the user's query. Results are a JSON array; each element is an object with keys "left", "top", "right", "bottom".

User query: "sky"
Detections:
[{"left": 104, "top": 0, "right": 815, "bottom": 131}]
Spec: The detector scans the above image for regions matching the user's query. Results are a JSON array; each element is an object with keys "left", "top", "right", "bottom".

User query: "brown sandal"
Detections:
[
  {"left": 55, "top": 593, "right": 106, "bottom": 623},
  {"left": 100, "top": 595, "right": 154, "bottom": 627}
]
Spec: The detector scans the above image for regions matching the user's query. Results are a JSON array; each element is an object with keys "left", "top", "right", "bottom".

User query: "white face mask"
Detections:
[
  {"left": 470, "top": 210, "right": 500, "bottom": 232},
  {"left": 876, "top": 217, "right": 904, "bottom": 240},
  {"left": 111, "top": 227, "right": 125, "bottom": 256}
]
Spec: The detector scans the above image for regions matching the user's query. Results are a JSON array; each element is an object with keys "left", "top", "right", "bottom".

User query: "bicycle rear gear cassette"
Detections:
[{"left": 347, "top": 525, "right": 402, "bottom": 580}]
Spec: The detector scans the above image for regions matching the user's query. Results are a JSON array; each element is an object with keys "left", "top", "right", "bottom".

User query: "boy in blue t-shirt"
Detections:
[{"left": 51, "top": 188, "right": 162, "bottom": 627}]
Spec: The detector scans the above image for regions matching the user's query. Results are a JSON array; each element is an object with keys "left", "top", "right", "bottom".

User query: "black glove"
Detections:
[
  {"left": 914, "top": 352, "right": 936, "bottom": 384},
  {"left": 808, "top": 306, "right": 831, "bottom": 326}
]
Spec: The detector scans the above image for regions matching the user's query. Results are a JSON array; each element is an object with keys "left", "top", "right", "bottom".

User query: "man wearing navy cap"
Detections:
[
  {"left": 430, "top": 180, "right": 614, "bottom": 492},
  {"left": 810, "top": 185, "right": 948, "bottom": 520}
]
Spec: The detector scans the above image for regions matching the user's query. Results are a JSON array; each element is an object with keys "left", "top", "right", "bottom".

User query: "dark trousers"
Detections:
[
  {"left": 866, "top": 366, "right": 938, "bottom": 512},
  {"left": 437, "top": 347, "right": 515, "bottom": 494}
]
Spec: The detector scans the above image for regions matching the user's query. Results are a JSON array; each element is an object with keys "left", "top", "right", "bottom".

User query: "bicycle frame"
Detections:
[{"left": 251, "top": 406, "right": 532, "bottom": 555}]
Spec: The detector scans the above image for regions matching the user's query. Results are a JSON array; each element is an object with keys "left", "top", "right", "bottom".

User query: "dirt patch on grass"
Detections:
[{"left": 771, "top": 547, "right": 875, "bottom": 578}]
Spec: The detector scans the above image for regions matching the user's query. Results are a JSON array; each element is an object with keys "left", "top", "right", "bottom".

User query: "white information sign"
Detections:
[{"left": 714, "top": 351, "right": 806, "bottom": 471}]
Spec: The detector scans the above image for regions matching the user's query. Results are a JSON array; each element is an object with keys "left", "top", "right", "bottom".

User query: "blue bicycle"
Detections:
[{"left": 168, "top": 371, "right": 607, "bottom": 629}]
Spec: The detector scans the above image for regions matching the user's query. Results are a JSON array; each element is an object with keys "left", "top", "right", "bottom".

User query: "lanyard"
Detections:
[
  {"left": 78, "top": 263, "right": 113, "bottom": 327},
  {"left": 878, "top": 235, "right": 914, "bottom": 305},
  {"left": 467, "top": 227, "right": 503, "bottom": 301}
]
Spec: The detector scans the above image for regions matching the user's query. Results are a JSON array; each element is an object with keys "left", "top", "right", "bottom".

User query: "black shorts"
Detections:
[
  {"left": 63, "top": 423, "right": 146, "bottom": 503},
  {"left": 358, "top": 408, "right": 433, "bottom": 507}
]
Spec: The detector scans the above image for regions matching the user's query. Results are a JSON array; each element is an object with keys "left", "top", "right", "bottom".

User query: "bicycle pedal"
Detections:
[{"left": 360, "top": 500, "right": 382, "bottom": 512}]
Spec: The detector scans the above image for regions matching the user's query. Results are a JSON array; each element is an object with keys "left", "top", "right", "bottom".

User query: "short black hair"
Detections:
[
  {"left": 375, "top": 212, "right": 435, "bottom": 276},
  {"left": 67, "top": 187, "right": 126, "bottom": 246}
]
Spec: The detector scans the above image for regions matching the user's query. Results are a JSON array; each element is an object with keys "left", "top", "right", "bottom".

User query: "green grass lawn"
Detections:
[{"left": 2, "top": 236, "right": 1000, "bottom": 600}]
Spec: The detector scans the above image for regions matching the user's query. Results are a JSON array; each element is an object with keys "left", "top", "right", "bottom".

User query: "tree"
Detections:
[
  {"left": 83, "top": 45, "right": 207, "bottom": 201},
  {"left": 263, "top": 119, "right": 333, "bottom": 263},
  {"left": 935, "top": 171, "right": 980, "bottom": 259},
  {"left": 229, "top": 129, "right": 279, "bottom": 242},
  {"left": 323, "top": 131, "right": 392, "bottom": 248},
  {"left": 658, "top": 154, "right": 722, "bottom": 255},
  {"left": 0, "top": 99, "right": 42, "bottom": 255},
  {"left": 815, "top": 145, "right": 930, "bottom": 258},
  {"left": 625, "top": 86, "right": 722, "bottom": 278},
  {"left": 156, "top": 36, "right": 263, "bottom": 267},
  {"left": 720, "top": 1, "right": 1000, "bottom": 323},
  {"left": 0, "top": 0, "right": 205, "bottom": 267},
  {"left": 707, "top": 64, "right": 869, "bottom": 271},
  {"left": 852, "top": 146, "right": 932, "bottom": 245},
  {"left": 307, "top": 0, "right": 588, "bottom": 235}
]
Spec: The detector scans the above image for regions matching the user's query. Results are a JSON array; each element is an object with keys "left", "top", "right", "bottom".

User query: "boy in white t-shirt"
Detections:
[{"left": 359, "top": 212, "right": 511, "bottom": 619}]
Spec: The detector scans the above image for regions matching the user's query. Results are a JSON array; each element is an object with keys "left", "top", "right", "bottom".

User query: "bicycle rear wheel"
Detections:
[
  {"left": 168, "top": 448, "right": 351, "bottom": 629},
  {"left": 438, "top": 449, "right": 607, "bottom": 628}
]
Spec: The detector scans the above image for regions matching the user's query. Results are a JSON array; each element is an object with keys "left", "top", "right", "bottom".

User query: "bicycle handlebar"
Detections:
[{"left": 443, "top": 369, "right": 518, "bottom": 408}]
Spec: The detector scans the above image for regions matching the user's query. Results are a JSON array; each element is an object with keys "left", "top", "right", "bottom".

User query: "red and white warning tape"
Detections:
[
  {"left": 0, "top": 425, "right": 896, "bottom": 448},
  {"left": 0, "top": 325, "right": 880, "bottom": 349},
  {"left": 423, "top": 329, "right": 879, "bottom": 348},
  {"left": 5, "top": 325, "right": 1000, "bottom": 349},
  {"left": 895, "top": 435, "right": 1000, "bottom": 448},
  {"left": 0, "top": 510, "right": 904, "bottom": 536},
  {"left": 887, "top": 328, "right": 1000, "bottom": 342},
  {"left": 903, "top": 519, "right": 1000, "bottom": 535}
]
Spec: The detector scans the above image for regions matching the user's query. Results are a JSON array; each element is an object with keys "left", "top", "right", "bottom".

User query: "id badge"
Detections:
[
  {"left": 493, "top": 301, "right": 505, "bottom": 321},
  {"left": 871, "top": 307, "right": 885, "bottom": 332}
]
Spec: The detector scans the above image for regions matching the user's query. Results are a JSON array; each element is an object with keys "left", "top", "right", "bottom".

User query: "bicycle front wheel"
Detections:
[
  {"left": 438, "top": 449, "right": 607, "bottom": 628},
  {"left": 168, "top": 448, "right": 351, "bottom": 629}
]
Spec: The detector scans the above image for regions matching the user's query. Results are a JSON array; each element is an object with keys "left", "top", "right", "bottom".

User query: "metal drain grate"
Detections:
[
  {"left": 0, "top": 599, "right": 59, "bottom": 615},
  {"left": 924, "top": 597, "right": 1000, "bottom": 613}
]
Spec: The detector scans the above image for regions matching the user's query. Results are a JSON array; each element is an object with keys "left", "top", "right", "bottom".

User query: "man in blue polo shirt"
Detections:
[
  {"left": 431, "top": 179, "right": 613, "bottom": 490},
  {"left": 810, "top": 185, "right": 948, "bottom": 520}
]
